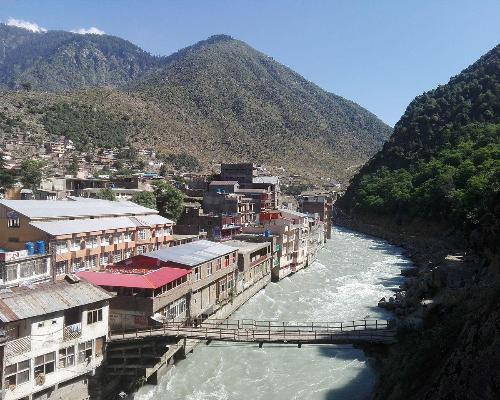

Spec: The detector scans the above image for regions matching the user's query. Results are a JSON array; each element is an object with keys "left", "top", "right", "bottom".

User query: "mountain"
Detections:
[
  {"left": 0, "top": 32, "right": 392, "bottom": 181},
  {"left": 340, "top": 44, "right": 499, "bottom": 232},
  {"left": 0, "top": 24, "right": 161, "bottom": 90}
]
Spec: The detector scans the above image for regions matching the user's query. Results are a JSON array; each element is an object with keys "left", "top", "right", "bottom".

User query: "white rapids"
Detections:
[{"left": 135, "top": 226, "right": 411, "bottom": 400}]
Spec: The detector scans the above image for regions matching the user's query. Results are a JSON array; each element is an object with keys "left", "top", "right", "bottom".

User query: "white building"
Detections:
[{"left": 0, "top": 276, "right": 112, "bottom": 400}]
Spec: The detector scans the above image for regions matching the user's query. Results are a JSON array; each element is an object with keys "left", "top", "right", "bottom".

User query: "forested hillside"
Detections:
[{"left": 340, "top": 44, "right": 499, "bottom": 240}]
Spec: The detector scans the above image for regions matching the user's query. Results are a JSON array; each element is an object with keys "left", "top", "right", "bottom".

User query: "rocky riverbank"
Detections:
[{"left": 335, "top": 213, "right": 500, "bottom": 400}]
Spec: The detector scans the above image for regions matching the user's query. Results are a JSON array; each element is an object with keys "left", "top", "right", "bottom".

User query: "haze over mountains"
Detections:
[{"left": 0, "top": 24, "right": 392, "bottom": 181}]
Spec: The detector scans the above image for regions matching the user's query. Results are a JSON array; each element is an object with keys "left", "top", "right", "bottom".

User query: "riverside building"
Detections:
[{"left": 0, "top": 199, "right": 175, "bottom": 276}]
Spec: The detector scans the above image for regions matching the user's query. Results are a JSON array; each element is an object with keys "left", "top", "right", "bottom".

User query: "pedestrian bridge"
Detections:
[{"left": 109, "top": 318, "right": 397, "bottom": 346}]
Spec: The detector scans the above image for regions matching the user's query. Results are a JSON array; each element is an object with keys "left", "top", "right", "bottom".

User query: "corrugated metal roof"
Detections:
[
  {"left": 78, "top": 267, "right": 189, "bottom": 289},
  {"left": 0, "top": 199, "right": 157, "bottom": 219},
  {"left": 0, "top": 279, "right": 112, "bottom": 322},
  {"left": 279, "top": 208, "right": 308, "bottom": 218},
  {"left": 30, "top": 214, "right": 173, "bottom": 236},
  {"left": 209, "top": 181, "right": 239, "bottom": 186},
  {"left": 142, "top": 240, "right": 236, "bottom": 267},
  {"left": 224, "top": 240, "right": 268, "bottom": 254},
  {"left": 253, "top": 176, "right": 279, "bottom": 185}
]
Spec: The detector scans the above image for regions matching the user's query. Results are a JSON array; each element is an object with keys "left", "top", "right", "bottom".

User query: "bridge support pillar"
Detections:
[
  {"left": 298, "top": 343, "right": 302, "bottom": 348},
  {"left": 258, "top": 342, "right": 263, "bottom": 348}
]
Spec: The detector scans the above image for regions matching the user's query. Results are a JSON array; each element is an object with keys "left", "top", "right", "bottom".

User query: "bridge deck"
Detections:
[{"left": 110, "top": 319, "right": 396, "bottom": 345}]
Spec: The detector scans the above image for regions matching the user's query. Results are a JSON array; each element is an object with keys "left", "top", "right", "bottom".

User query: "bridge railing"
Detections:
[{"left": 109, "top": 318, "right": 395, "bottom": 342}]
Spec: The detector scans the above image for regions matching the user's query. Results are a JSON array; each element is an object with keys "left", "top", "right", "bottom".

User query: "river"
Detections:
[{"left": 135, "top": 227, "right": 411, "bottom": 400}]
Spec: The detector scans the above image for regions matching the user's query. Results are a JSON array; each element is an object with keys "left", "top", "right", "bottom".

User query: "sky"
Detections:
[{"left": 1, "top": 0, "right": 499, "bottom": 126}]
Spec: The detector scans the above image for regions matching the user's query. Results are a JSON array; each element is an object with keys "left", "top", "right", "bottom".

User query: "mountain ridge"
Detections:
[{"left": 0, "top": 28, "right": 392, "bottom": 181}]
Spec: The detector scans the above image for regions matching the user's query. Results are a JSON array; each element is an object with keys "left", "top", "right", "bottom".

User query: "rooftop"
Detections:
[
  {"left": 0, "top": 277, "right": 112, "bottom": 323},
  {"left": 0, "top": 199, "right": 157, "bottom": 220},
  {"left": 253, "top": 176, "right": 279, "bottom": 185},
  {"left": 30, "top": 214, "right": 173, "bottom": 236},
  {"left": 209, "top": 181, "right": 239, "bottom": 186},
  {"left": 224, "top": 240, "right": 269, "bottom": 254},
  {"left": 78, "top": 267, "right": 189, "bottom": 290},
  {"left": 142, "top": 240, "right": 236, "bottom": 267}
]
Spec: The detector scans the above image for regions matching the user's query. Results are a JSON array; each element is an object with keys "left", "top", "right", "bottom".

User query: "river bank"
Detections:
[
  {"left": 135, "top": 227, "right": 410, "bottom": 400},
  {"left": 334, "top": 213, "right": 500, "bottom": 400}
]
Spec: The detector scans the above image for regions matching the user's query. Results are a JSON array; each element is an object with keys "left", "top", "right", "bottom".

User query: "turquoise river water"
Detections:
[{"left": 135, "top": 227, "right": 411, "bottom": 400}]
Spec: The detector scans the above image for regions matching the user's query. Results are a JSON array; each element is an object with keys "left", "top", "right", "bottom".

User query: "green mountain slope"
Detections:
[
  {"left": 0, "top": 34, "right": 392, "bottom": 181},
  {"left": 0, "top": 24, "right": 161, "bottom": 90},
  {"left": 340, "top": 44, "right": 499, "bottom": 233}
]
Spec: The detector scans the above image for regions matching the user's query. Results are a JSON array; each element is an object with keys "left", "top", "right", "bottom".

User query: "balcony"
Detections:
[
  {"left": 5, "top": 336, "right": 31, "bottom": 360},
  {"left": 63, "top": 322, "right": 82, "bottom": 341}
]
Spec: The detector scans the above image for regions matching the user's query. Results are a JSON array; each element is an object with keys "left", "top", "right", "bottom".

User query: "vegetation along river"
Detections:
[{"left": 136, "top": 227, "right": 411, "bottom": 400}]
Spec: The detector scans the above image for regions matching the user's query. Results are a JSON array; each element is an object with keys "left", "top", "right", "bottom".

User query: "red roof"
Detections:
[{"left": 78, "top": 267, "right": 190, "bottom": 289}]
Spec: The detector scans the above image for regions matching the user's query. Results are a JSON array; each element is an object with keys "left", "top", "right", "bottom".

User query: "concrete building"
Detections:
[
  {"left": 0, "top": 276, "right": 112, "bottom": 400},
  {"left": 220, "top": 163, "right": 255, "bottom": 184},
  {"left": 0, "top": 249, "right": 52, "bottom": 288},
  {"left": 79, "top": 240, "right": 238, "bottom": 326},
  {"left": 225, "top": 240, "right": 272, "bottom": 293},
  {"left": 0, "top": 199, "right": 175, "bottom": 276},
  {"left": 174, "top": 206, "right": 242, "bottom": 241},
  {"left": 298, "top": 193, "right": 334, "bottom": 239}
]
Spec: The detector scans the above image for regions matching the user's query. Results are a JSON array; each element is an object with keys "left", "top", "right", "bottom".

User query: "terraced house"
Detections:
[{"left": 0, "top": 199, "right": 175, "bottom": 276}]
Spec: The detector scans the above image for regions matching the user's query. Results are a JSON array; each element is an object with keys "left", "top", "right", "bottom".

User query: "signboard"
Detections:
[{"left": 0, "top": 250, "right": 29, "bottom": 262}]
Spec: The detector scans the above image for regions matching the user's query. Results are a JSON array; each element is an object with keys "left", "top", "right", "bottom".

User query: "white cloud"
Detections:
[
  {"left": 6, "top": 17, "right": 47, "bottom": 33},
  {"left": 71, "top": 27, "right": 105, "bottom": 35}
]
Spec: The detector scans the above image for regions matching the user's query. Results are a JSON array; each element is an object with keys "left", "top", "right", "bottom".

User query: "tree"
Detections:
[
  {"left": 20, "top": 159, "right": 45, "bottom": 191},
  {"left": 67, "top": 155, "right": 80, "bottom": 176},
  {"left": 130, "top": 191, "right": 157, "bottom": 210},
  {"left": 152, "top": 181, "right": 184, "bottom": 221},
  {"left": 0, "top": 152, "right": 15, "bottom": 189},
  {"left": 96, "top": 188, "right": 116, "bottom": 201}
]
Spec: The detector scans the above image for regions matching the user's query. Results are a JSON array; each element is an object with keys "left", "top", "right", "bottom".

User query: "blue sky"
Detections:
[{"left": 1, "top": 0, "right": 499, "bottom": 126}]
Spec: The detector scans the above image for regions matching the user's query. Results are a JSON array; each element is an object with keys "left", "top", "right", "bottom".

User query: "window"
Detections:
[
  {"left": 137, "top": 230, "right": 148, "bottom": 241},
  {"left": 124, "top": 249, "right": 132, "bottom": 259},
  {"left": 5, "top": 360, "right": 30, "bottom": 387},
  {"left": 78, "top": 340, "right": 93, "bottom": 364},
  {"left": 100, "top": 235, "right": 110, "bottom": 246},
  {"left": 113, "top": 234, "right": 123, "bottom": 244},
  {"left": 5, "top": 263, "right": 18, "bottom": 281},
  {"left": 113, "top": 251, "right": 122, "bottom": 263},
  {"left": 7, "top": 216, "right": 20, "bottom": 228},
  {"left": 124, "top": 232, "right": 133, "bottom": 242},
  {"left": 34, "top": 352, "right": 55, "bottom": 376},
  {"left": 59, "top": 346, "right": 75, "bottom": 368},
  {"left": 87, "top": 308, "right": 103, "bottom": 325},
  {"left": 70, "top": 239, "right": 81, "bottom": 251},
  {"left": 207, "top": 263, "right": 212, "bottom": 276},
  {"left": 55, "top": 240, "right": 68, "bottom": 254},
  {"left": 71, "top": 258, "right": 82, "bottom": 272},
  {"left": 55, "top": 261, "right": 67, "bottom": 275},
  {"left": 194, "top": 267, "right": 200, "bottom": 281},
  {"left": 156, "top": 228, "right": 164, "bottom": 237},
  {"left": 136, "top": 246, "right": 146, "bottom": 255},
  {"left": 84, "top": 255, "right": 97, "bottom": 270},
  {"left": 87, "top": 236, "right": 98, "bottom": 249},
  {"left": 99, "top": 253, "right": 109, "bottom": 266}
]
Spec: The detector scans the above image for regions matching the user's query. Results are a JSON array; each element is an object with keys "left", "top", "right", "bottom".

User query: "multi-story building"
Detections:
[
  {"left": 0, "top": 249, "right": 52, "bottom": 288},
  {"left": 79, "top": 240, "right": 238, "bottom": 326},
  {"left": 0, "top": 276, "right": 112, "bottom": 400},
  {"left": 175, "top": 206, "right": 242, "bottom": 241},
  {"left": 225, "top": 240, "right": 272, "bottom": 293},
  {"left": 298, "top": 193, "right": 334, "bottom": 239},
  {"left": 0, "top": 199, "right": 175, "bottom": 276},
  {"left": 220, "top": 163, "right": 255, "bottom": 184}
]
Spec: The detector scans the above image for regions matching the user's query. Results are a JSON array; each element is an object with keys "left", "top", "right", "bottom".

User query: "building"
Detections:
[
  {"left": 174, "top": 206, "right": 242, "bottom": 241},
  {"left": 0, "top": 249, "right": 52, "bottom": 288},
  {"left": 78, "top": 265, "right": 191, "bottom": 330},
  {"left": 0, "top": 276, "right": 112, "bottom": 400},
  {"left": 0, "top": 199, "right": 175, "bottom": 276},
  {"left": 220, "top": 163, "right": 255, "bottom": 184},
  {"left": 225, "top": 240, "right": 272, "bottom": 293},
  {"left": 298, "top": 193, "right": 334, "bottom": 239},
  {"left": 79, "top": 240, "right": 238, "bottom": 326}
]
